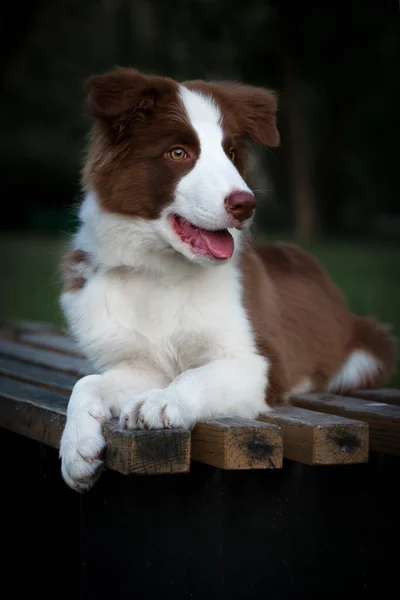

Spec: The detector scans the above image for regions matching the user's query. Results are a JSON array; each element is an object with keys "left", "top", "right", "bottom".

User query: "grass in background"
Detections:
[
  {"left": 0, "top": 234, "right": 67, "bottom": 327},
  {"left": 1, "top": 233, "right": 399, "bottom": 386}
]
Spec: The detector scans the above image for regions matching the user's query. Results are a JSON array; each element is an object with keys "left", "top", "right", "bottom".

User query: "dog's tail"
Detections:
[
  {"left": 354, "top": 316, "right": 397, "bottom": 383},
  {"left": 327, "top": 316, "right": 397, "bottom": 393}
]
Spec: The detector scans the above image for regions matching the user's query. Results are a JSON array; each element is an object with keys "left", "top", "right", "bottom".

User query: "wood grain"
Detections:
[
  {"left": 0, "top": 338, "right": 91, "bottom": 376},
  {"left": 19, "top": 333, "right": 83, "bottom": 357},
  {"left": 291, "top": 393, "right": 400, "bottom": 456},
  {"left": 0, "top": 355, "right": 78, "bottom": 395},
  {"left": 2, "top": 320, "right": 400, "bottom": 465},
  {"left": 192, "top": 417, "right": 282, "bottom": 469},
  {"left": 259, "top": 406, "right": 369, "bottom": 465},
  {"left": 105, "top": 421, "right": 190, "bottom": 475},
  {"left": 349, "top": 388, "right": 400, "bottom": 407},
  {"left": 0, "top": 320, "right": 64, "bottom": 339},
  {"left": 0, "top": 377, "right": 190, "bottom": 475}
]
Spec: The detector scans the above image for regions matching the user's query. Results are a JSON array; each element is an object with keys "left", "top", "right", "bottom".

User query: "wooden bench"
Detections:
[{"left": 1, "top": 320, "right": 399, "bottom": 599}]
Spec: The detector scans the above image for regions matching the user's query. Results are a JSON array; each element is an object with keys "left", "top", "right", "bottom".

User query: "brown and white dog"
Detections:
[{"left": 59, "top": 68, "right": 396, "bottom": 491}]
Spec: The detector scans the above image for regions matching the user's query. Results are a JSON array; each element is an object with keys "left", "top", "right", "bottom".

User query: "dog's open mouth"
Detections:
[{"left": 169, "top": 215, "right": 234, "bottom": 260}]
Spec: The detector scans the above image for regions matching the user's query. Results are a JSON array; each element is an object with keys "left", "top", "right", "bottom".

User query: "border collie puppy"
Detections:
[{"left": 59, "top": 68, "right": 396, "bottom": 491}]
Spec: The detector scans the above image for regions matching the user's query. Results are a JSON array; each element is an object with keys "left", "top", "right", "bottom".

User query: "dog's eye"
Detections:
[
  {"left": 228, "top": 148, "right": 236, "bottom": 162},
  {"left": 168, "top": 148, "right": 187, "bottom": 161}
]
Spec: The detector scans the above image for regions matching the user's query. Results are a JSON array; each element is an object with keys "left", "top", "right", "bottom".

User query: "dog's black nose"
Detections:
[{"left": 224, "top": 192, "right": 256, "bottom": 222}]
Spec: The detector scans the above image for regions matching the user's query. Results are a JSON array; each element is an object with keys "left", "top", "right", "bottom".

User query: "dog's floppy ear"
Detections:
[
  {"left": 85, "top": 68, "right": 150, "bottom": 119},
  {"left": 85, "top": 68, "right": 174, "bottom": 120},
  {"left": 223, "top": 83, "right": 280, "bottom": 147},
  {"left": 184, "top": 80, "right": 280, "bottom": 147}
]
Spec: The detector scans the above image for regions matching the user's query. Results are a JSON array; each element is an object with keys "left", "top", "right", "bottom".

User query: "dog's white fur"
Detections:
[
  {"left": 60, "top": 87, "right": 269, "bottom": 491},
  {"left": 326, "top": 350, "right": 380, "bottom": 393}
]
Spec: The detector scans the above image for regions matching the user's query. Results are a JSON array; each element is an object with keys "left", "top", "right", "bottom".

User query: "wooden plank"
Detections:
[
  {"left": 105, "top": 422, "right": 190, "bottom": 476},
  {"left": 0, "top": 355, "right": 77, "bottom": 395},
  {"left": 13, "top": 320, "right": 65, "bottom": 333},
  {"left": 0, "top": 377, "right": 190, "bottom": 475},
  {"left": 191, "top": 417, "right": 282, "bottom": 469},
  {"left": 0, "top": 338, "right": 91, "bottom": 376},
  {"left": 0, "top": 325, "right": 16, "bottom": 340},
  {"left": 19, "top": 333, "right": 83, "bottom": 357},
  {"left": 291, "top": 392, "right": 400, "bottom": 456},
  {"left": 259, "top": 406, "right": 368, "bottom": 465},
  {"left": 0, "top": 320, "right": 65, "bottom": 339},
  {"left": 349, "top": 388, "right": 400, "bottom": 407}
]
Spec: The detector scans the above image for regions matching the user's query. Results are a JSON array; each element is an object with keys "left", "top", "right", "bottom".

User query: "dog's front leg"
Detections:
[
  {"left": 120, "top": 355, "right": 269, "bottom": 431},
  {"left": 60, "top": 366, "right": 167, "bottom": 491}
]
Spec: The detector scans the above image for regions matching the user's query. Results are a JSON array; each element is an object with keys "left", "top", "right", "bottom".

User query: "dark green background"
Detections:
[{"left": 1, "top": 0, "right": 398, "bottom": 384}]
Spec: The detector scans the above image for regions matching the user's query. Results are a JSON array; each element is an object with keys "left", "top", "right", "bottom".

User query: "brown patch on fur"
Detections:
[
  {"left": 183, "top": 80, "right": 280, "bottom": 148},
  {"left": 68, "top": 249, "right": 89, "bottom": 263},
  {"left": 83, "top": 68, "right": 200, "bottom": 219},
  {"left": 182, "top": 79, "right": 279, "bottom": 184},
  {"left": 240, "top": 241, "right": 289, "bottom": 405},
  {"left": 83, "top": 68, "right": 279, "bottom": 220},
  {"left": 61, "top": 249, "right": 92, "bottom": 293},
  {"left": 240, "top": 240, "right": 397, "bottom": 405},
  {"left": 65, "top": 277, "right": 87, "bottom": 293}
]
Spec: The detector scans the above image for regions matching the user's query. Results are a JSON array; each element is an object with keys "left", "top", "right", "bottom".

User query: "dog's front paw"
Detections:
[
  {"left": 120, "top": 389, "right": 192, "bottom": 430},
  {"left": 60, "top": 407, "right": 109, "bottom": 492}
]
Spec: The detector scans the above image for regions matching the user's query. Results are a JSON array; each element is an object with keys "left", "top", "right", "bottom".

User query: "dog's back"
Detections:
[{"left": 241, "top": 240, "right": 396, "bottom": 402}]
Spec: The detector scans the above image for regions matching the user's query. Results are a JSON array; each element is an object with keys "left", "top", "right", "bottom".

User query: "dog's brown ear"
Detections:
[
  {"left": 225, "top": 83, "right": 280, "bottom": 147},
  {"left": 184, "top": 80, "right": 280, "bottom": 147},
  {"left": 85, "top": 68, "right": 174, "bottom": 120},
  {"left": 85, "top": 68, "right": 150, "bottom": 118}
]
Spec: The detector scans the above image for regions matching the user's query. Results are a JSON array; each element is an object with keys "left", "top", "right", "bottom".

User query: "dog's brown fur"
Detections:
[
  {"left": 82, "top": 69, "right": 279, "bottom": 220},
  {"left": 62, "top": 237, "right": 397, "bottom": 403},
  {"left": 65, "top": 68, "right": 397, "bottom": 404},
  {"left": 183, "top": 80, "right": 280, "bottom": 148},
  {"left": 241, "top": 240, "right": 397, "bottom": 402},
  {"left": 83, "top": 70, "right": 201, "bottom": 219},
  {"left": 61, "top": 249, "right": 93, "bottom": 293}
]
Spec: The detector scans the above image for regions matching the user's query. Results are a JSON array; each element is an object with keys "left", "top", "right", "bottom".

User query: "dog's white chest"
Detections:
[{"left": 63, "top": 263, "right": 256, "bottom": 379}]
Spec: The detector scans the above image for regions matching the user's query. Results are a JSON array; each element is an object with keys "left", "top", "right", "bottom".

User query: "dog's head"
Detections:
[{"left": 83, "top": 68, "right": 279, "bottom": 266}]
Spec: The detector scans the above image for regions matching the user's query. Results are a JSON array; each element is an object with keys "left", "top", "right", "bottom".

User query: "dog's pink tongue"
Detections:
[
  {"left": 196, "top": 229, "right": 234, "bottom": 259},
  {"left": 170, "top": 215, "right": 234, "bottom": 260}
]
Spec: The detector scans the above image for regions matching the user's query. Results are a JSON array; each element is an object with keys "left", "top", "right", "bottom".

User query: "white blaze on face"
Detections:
[{"left": 174, "top": 85, "right": 252, "bottom": 230}]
